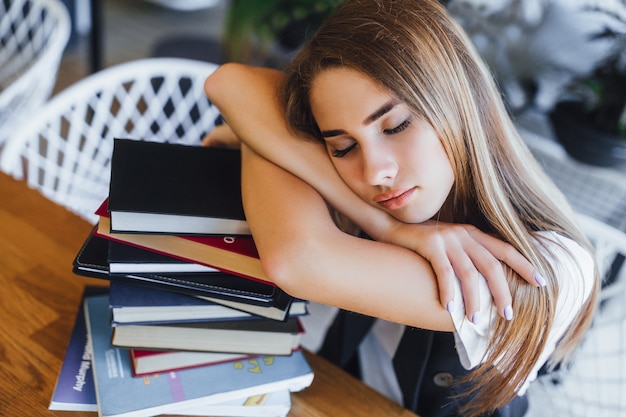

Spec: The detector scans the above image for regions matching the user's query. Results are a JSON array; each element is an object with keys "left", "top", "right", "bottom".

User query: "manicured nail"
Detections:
[
  {"left": 446, "top": 300, "right": 454, "bottom": 313},
  {"left": 504, "top": 305, "right": 513, "bottom": 321},
  {"left": 534, "top": 272, "right": 547, "bottom": 287},
  {"left": 471, "top": 311, "right": 480, "bottom": 325}
]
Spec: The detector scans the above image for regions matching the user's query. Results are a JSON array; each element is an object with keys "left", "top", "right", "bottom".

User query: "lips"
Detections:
[{"left": 373, "top": 187, "right": 416, "bottom": 210}]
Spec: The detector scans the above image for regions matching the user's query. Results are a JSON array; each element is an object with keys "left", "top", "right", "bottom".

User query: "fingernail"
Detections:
[
  {"left": 534, "top": 272, "right": 547, "bottom": 287},
  {"left": 471, "top": 311, "right": 480, "bottom": 325},
  {"left": 504, "top": 305, "right": 513, "bottom": 321},
  {"left": 446, "top": 300, "right": 454, "bottom": 313}
]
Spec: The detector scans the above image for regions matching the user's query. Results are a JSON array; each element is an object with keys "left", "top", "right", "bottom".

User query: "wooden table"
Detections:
[{"left": 0, "top": 172, "right": 418, "bottom": 417}]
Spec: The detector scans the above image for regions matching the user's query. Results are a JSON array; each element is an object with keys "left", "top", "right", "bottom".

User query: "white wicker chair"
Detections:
[
  {"left": 527, "top": 213, "right": 626, "bottom": 417},
  {"left": 0, "top": 0, "right": 70, "bottom": 149},
  {"left": 0, "top": 58, "right": 222, "bottom": 223}
]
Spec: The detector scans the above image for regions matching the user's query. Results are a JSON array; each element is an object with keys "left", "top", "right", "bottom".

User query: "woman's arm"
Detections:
[
  {"left": 204, "top": 63, "right": 541, "bottom": 320},
  {"left": 240, "top": 143, "right": 454, "bottom": 331},
  {"left": 204, "top": 64, "right": 391, "bottom": 237}
]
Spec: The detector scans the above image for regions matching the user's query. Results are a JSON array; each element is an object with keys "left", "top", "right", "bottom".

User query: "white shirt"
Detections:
[{"left": 300, "top": 231, "right": 595, "bottom": 403}]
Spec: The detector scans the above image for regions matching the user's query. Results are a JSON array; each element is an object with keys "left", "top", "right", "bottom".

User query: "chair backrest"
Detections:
[
  {"left": 520, "top": 124, "right": 626, "bottom": 234},
  {"left": 526, "top": 213, "right": 626, "bottom": 417},
  {"left": 577, "top": 213, "right": 626, "bottom": 306},
  {"left": 0, "top": 58, "right": 222, "bottom": 223},
  {"left": 0, "top": 0, "right": 70, "bottom": 149}
]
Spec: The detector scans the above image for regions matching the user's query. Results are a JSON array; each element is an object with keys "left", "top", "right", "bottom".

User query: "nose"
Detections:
[{"left": 362, "top": 145, "right": 397, "bottom": 185}]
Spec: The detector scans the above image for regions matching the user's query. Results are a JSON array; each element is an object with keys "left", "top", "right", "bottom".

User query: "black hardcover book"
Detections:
[
  {"left": 108, "top": 239, "right": 218, "bottom": 274},
  {"left": 72, "top": 229, "right": 294, "bottom": 321},
  {"left": 108, "top": 139, "right": 250, "bottom": 235}
]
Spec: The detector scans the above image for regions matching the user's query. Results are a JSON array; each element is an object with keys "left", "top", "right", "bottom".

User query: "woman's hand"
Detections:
[
  {"left": 381, "top": 220, "right": 544, "bottom": 322},
  {"left": 201, "top": 123, "right": 241, "bottom": 149}
]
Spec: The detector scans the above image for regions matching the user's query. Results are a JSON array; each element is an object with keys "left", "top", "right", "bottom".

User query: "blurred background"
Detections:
[{"left": 54, "top": 0, "right": 227, "bottom": 92}]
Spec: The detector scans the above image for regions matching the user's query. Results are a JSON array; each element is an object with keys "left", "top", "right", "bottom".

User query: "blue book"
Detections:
[
  {"left": 109, "top": 280, "right": 308, "bottom": 325},
  {"left": 84, "top": 294, "right": 314, "bottom": 417},
  {"left": 49, "top": 287, "right": 104, "bottom": 411}
]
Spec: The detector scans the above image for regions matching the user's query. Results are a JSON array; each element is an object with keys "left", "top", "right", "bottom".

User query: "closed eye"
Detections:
[
  {"left": 331, "top": 142, "right": 357, "bottom": 158},
  {"left": 383, "top": 118, "right": 411, "bottom": 135}
]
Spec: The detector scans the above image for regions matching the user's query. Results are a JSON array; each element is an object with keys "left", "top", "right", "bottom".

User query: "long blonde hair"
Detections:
[{"left": 284, "top": 0, "right": 600, "bottom": 415}]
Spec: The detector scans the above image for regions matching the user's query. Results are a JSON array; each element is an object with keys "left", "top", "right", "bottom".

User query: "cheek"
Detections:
[
  {"left": 330, "top": 158, "right": 366, "bottom": 195},
  {"left": 408, "top": 142, "right": 454, "bottom": 187},
  {"left": 430, "top": 149, "right": 454, "bottom": 184},
  {"left": 435, "top": 160, "right": 455, "bottom": 203},
  {"left": 438, "top": 150, "right": 455, "bottom": 188}
]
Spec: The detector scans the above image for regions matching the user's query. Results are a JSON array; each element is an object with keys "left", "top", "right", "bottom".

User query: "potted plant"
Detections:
[
  {"left": 221, "top": 0, "right": 342, "bottom": 67},
  {"left": 549, "top": 6, "right": 626, "bottom": 168}
]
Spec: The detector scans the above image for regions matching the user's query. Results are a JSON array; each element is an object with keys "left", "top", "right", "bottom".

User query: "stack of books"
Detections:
[{"left": 50, "top": 139, "right": 314, "bottom": 417}]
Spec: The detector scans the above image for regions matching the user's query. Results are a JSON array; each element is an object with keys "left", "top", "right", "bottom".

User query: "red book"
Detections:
[
  {"left": 95, "top": 200, "right": 270, "bottom": 284},
  {"left": 130, "top": 349, "right": 258, "bottom": 376}
]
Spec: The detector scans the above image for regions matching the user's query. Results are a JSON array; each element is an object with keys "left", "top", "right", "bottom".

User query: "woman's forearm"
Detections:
[
  {"left": 240, "top": 144, "right": 454, "bottom": 331},
  {"left": 203, "top": 63, "right": 396, "bottom": 241}
]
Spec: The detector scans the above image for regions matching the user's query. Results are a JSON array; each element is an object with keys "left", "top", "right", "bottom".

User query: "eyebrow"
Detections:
[{"left": 320, "top": 100, "right": 399, "bottom": 138}]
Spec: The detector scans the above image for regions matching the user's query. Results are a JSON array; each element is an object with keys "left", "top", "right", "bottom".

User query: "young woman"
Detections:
[{"left": 203, "top": 0, "right": 599, "bottom": 416}]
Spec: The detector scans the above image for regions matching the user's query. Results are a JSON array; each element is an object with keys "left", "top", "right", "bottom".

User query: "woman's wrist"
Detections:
[{"left": 351, "top": 204, "right": 404, "bottom": 243}]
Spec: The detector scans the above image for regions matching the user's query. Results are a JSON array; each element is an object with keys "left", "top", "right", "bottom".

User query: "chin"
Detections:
[{"left": 389, "top": 210, "right": 434, "bottom": 225}]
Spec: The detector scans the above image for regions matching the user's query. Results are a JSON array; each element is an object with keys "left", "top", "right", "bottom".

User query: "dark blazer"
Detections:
[{"left": 318, "top": 309, "right": 528, "bottom": 417}]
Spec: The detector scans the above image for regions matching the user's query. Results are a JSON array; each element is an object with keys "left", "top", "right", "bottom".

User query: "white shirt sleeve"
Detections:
[{"left": 450, "top": 231, "right": 595, "bottom": 394}]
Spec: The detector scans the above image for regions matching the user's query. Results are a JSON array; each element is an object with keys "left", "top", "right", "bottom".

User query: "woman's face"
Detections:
[{"left": 309, "top": 67, "right": 455, "bottom": 224}]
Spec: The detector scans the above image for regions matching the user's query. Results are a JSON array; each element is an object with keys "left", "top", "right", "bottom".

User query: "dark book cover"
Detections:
[
  {"left": 109, "top": 280, "right": 307, "bottom": 325},
  {"left": 109, "top": 280, "right": 267, "bottom": 325},
  {"left": 108, "top": 139, "right": 249, "bottom": 235},
  {"left": 49, "top": 286, "right": 108, "bottom": 412},
  {"left": 108, "top": 239, "right": 217, "bottom": 274},
  {"left": 111, "top": 315, "right": 304, "bottom": 355},
  {"left": 72, "top": 229, "right": 294, "bottom": 321}
]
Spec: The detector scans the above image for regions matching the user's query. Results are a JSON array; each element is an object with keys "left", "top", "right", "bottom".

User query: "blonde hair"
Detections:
[{"left": 284, "top": 0, "right": 600, "bottom": 415}]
